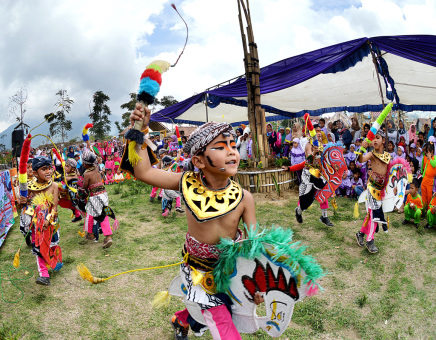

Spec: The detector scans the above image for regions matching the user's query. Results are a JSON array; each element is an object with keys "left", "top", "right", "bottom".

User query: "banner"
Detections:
[{"left": 0, "top": 170, "right": 16, "bottom": 247}]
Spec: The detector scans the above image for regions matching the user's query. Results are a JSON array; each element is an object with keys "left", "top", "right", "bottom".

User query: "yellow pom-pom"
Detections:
[
  {"left": 191, "top": 267, "right": 204, "bottom": 286},
  {"left": 332, "top": 197, "right": 338, "bottom": 210},
  {"left": 353, "top": 202, "right": 360, "bottom": 218},
  {"left": 13, "top": 250, "right": 20, "bottom": 268},
  {"left": 407, "top": 173, "right": 413, "bottom": 184},
  {"left": 152, "top": 291, "right": 171, "bottom": 308}
]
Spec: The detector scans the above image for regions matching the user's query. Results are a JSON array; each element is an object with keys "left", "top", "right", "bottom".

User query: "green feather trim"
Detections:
[{"left": 213, "top": 224, "right": 325, "bottom": 294}]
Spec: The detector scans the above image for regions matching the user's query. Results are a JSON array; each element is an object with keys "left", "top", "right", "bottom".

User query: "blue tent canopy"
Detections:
[{"left": 150, "top": 35, "right": 436, "bottom": 126}]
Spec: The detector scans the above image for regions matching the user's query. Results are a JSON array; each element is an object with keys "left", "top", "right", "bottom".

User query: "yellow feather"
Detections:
[
  {"left": 152, "top": 291, "right": 171, "bottom": 308},
  {"left": 77, "top": 231, "right": 85, "bottom": 237},
  {"left": 128, "top": 141, "right": 143, "bottom": 166},
  {"left": 13, "top": 250, "right": 20, "bottom": 268},
  {"left": 353, "top": 202, "right": 360, "bottom": 218}
]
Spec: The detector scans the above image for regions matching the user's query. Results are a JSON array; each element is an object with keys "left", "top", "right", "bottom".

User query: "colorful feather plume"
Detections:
[
  {"left": 18, "top": 134, "right": 32, "bottom": 198},
  {"left": 360, "top": 102, "right": 393, "bottom": 153},
  {"left": 304, "top": 113, "right": 318, "bottom": 147},
  {"left": 175, "top": 126, "right": 183, "bottom": 149},
  {"left": 82, "top": 123, "right": 93, "bottom": 142}
]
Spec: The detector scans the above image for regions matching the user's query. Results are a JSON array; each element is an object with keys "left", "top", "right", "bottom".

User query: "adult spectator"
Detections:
[
  {"left": 350, "top": 117, "right": 361, "bottom": 143},
  {"left": 386, "top": 120, "right": 398, "bottom": 147},
  {"left": 397, "top": 120, "right": 409, "bottom": 148},
  {"left": 336, "top": 120, "right": 352, "bottom": 149}
]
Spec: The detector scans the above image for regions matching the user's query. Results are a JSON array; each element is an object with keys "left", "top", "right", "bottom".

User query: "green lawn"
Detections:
[{"left": 0, "top": 180, "right": 435, "bottom": 339}]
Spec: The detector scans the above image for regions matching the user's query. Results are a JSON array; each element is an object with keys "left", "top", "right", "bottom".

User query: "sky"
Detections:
[{"left": 1, "top": 0, "right": 435, "bottom": 141}]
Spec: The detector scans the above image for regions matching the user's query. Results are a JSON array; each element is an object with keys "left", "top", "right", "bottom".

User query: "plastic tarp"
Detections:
[{"left": 150, "top": 35, "right": 436, "bottom": 126}]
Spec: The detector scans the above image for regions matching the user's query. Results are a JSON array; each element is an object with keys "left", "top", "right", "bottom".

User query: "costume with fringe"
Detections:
[
  {"left": 167, "top": 226, "right": 324, "bottom": 337},
  {"left": 20, "top": 189, "right": 62, "bottom": 277}
]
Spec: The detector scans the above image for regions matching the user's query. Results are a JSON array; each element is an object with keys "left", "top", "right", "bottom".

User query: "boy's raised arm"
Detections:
[{"left": 129, "top": 104, "right": 182, "bottom": 190}]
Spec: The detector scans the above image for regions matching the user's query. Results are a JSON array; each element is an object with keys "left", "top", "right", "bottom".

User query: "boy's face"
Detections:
[
  {"left": 315, "top": 127, "right": 322, "bottom": 141},
  {"left": 388, "top": 143, "right": 393, "bottom": 151},
  {"left": 353, "top": 172, "right": 359, "bottom": 181},
  {"left": 372, "top": 135, "right": 383, "bottom": 150},
  {"left": 409, "top": 184, "right": 418, "bottom": 196},
  {"left": 35, "top": 165, "right": 52, "bottom": 183},
  {"left": 419, "top": 134, "right": 424, "bottom": 141},
  {"left": 319, "top": 120, "right": 325, "bottom": 128},
  {"left": 356, "top": 140, "right": 361, "bottom": 146},
  {"left": 65, "top": 164, "right": 72, "bottom": 173},
  {"left": 328, "top": 122, "right": 332, "bottom": 129},
  {"left": 27, "top": 163, "right": 34, "bottom": 176},
  {"left": 201, "top": 134, "right": 240, "bottom": 176},
  {"left": 364, "top": 126, "right": 369, "bottom": 133}
]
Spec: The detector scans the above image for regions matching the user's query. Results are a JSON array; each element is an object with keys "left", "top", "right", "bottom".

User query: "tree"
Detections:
[
  {"left": 118, "top": 93, "right": 137, "bottom": 132},
  {"left": 49, "top": 90, "right": 73, "bottom": 144},
  {"left": 9, "top": 87, "right": 29, "bottom": 130},
  {"left": 116, "top": 94, "right": 179, "bottom": 133},
  {"left": 156, "top": 95, "right": 178, "bottom": 109},
  {"left": 90, "top": 91, "right": 112, "bottom": 140}
]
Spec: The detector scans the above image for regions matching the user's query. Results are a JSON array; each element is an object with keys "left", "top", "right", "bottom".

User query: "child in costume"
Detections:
[
  {"left": 81, "top": 150, "right": 113, "bottom": 248},
  {"left": 286, "top": 124, "right": 334, "bottom": 227},
  {"left": 421, "top": 142, "right": 436, "bottom": 212},
  {"left": 124, "top": 105, "right": 259, "bottom": 340},
  {"left": 19, "top": 157, "right": 62, "bottom": 285},
  {"left": 161, "top": 153, "right": 185, "bottom": 216},
  {"left": 57, "top": 158, "right": 82, "bottom": 223},
  {"left": 149, "top": 149, "right": 168, "bottom": 202},
  {"left": 402, "top": 179, "right": 423, "bottom": 228},
  {"left": 425, "top": 192, "right": 436, "bottom": 229},
  {"left": 355, "top": 131, "right": 390, "bottom": 253}
]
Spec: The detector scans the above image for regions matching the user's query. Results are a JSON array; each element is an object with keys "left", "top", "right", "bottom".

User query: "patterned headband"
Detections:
[{"left": 184, "top": 122, "right": 236, "bottom": 156}]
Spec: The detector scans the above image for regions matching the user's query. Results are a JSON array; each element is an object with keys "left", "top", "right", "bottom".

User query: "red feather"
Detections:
[
  {"left": 140, "top": 69, "right": 162, "bottom": 85},
  {"left": 85, "top": 123, "right": 93, "bottom": 129},
  {"left": 175, "top": 126, "right": 181, "bottom": 139},
  {"left": 304, "top": 113, "right": 313, "bottom": 131},
  {"left": 19, "top": 134, "right": 32, "bottom": 175},
  {"left": 52, "top": 148, "right": 64, "bottom": 164}
]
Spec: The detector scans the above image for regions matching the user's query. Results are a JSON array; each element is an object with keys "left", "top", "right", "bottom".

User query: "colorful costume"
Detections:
[
  {"left": 404, "top": 193, "right": 423, "bottom": 224},
  {"left": 358, "top": 151, "right": 392, "bottom": 246},
  {"left": 426, "top": 195, "right": 436, "bottom": 227},
  {"left": 421, "top": 155, "right": 436, "bottom": 210},
  {"left": 20, "top": 178, "right": 62, "bottom": 279}
]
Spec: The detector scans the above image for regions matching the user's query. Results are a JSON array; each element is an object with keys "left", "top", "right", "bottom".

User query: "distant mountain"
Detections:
[{"left": 0, "top": 117, "right": 119, "bottom": 150}]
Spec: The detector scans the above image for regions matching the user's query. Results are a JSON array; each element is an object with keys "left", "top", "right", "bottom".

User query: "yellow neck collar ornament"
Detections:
[
  {"left": 28, "top": 178, "right": 53, "bottom": 192},
  {"left": 180, "top": 171, "right": 244, "bottom": 222},
  {"left": 373, "top": 151, "right": 391, "bottom": 164}
]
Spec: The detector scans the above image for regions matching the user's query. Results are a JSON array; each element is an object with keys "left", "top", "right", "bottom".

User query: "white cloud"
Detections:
[{"left": 0, "top": 0, "right": 435, "bottom": 140}]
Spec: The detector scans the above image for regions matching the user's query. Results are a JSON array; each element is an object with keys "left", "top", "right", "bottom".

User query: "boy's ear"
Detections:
[{"left": 191, "top": 155, "right": 205, "bottom": 169}]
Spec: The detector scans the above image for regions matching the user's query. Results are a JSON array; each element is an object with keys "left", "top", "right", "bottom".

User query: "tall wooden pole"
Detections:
[{"left": 237, "top": 0, "right": 268, "bottom": 165}]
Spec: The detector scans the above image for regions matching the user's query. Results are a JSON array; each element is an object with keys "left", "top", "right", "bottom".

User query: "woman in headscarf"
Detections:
[
  {"left": 386, "top": 119, "right": 398, "bottom": 146},
  {"left": 292, "top": 122, "right": 302, "bottom": 139},
  {"left": 282, "top": 127, "right": 292, "bottom": 158},
  {"left": 397, "top": 120, "right": 409, "bottom": 147},
  {"left": 428, "top": 118, "right": 436, "bottom": 141},
  {"left": 336, "top": 120, "right": 353, "bottom": 149},
  {"left": 345, "top": 144, "right": 357, "bottom": 165},
  {"left": 327, "top": 132, "right": 335, "bottom": 143},
  {"left": 67, "top": 146, "right": 75, "bottom": 159},
  {"left": 290, "top": 137, "right": 305, "bottom": 184},
  {"left": 351, "top": 116, "right": 361, "bottom": 143},
  {"left": 276, "top": 126, "right": 286, "bottom": 156},
  {"left": 266, "top": 123, "right": 280, "bottom": 156},
  {"left": 408, "top": 124, "right": 418, "bottom": 146}
]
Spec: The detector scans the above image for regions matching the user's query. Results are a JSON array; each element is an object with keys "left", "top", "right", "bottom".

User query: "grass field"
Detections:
[{"left": 0, "top": 179, "right": 435, "bottom": 339}]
